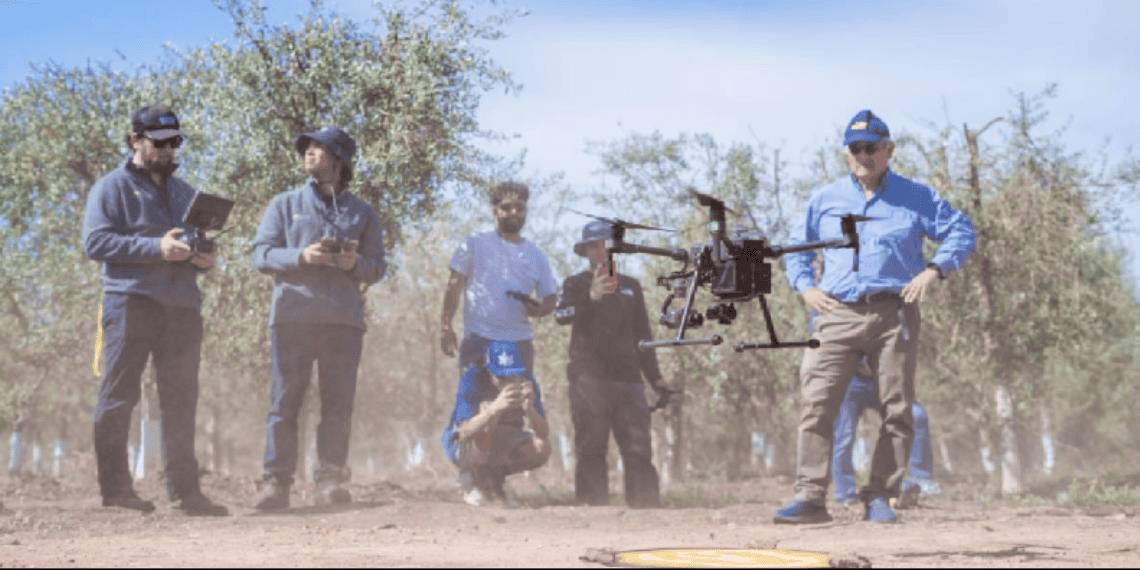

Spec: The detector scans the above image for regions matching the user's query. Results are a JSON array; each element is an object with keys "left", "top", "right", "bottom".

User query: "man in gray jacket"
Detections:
[
  {"left": 83, "top": 105, "right": 228, "bottom": 516},
  {"left": 251, "top": 127, "right": 386, "bottom": 509}
]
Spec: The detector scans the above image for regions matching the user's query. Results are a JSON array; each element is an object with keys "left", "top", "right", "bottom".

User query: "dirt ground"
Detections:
[{"left": 1, "top": 467, "right": 1138, "bottom": 568}]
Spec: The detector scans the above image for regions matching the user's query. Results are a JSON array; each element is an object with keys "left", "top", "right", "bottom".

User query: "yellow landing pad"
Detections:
[{"left": 613, "top": 548, "right": 830, "bottom": 568}]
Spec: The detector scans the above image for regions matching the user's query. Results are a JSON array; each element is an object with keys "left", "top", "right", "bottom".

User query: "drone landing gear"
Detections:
[{"left": 733, "top": 295, "right": 820, "bottom": 352}]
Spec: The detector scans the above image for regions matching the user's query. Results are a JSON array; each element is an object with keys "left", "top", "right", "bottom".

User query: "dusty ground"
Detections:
[{"left": 1, "top": 468, "right": 1138, "bottom": 568}]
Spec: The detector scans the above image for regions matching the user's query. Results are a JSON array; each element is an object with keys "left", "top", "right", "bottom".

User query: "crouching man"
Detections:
[{"left": 441, "top": 340, "right": 550, "bottom": 506}]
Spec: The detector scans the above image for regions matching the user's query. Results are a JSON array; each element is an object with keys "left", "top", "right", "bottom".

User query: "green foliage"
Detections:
[
  {"left": 1, "top": 0, "right": 1137, "bottom": 492},
  {"left": 0, "top": 0, "right": 521, "bottom": 454}
]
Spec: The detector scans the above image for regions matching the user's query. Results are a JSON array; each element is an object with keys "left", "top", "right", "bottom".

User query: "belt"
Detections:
[{"left": 850, "top": 291, "right": 902, "bottom": 304}]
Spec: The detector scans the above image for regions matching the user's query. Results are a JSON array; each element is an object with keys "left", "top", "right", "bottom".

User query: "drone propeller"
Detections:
[
  {"left": 687, "top": 188, "right": 738, "bottom": 216},
  {"left": 565, "top": 208, "right": 676, "bottom": 233}
]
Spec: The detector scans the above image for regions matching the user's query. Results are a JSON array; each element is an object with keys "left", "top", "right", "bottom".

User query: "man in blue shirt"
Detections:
[
  {"left": 83, "top": 105, "right": 228, "bottom": 516},
  {"left": 775, "top": 110, "right": 975, "bottom": 524},
  {"left": 250, "top": 127, "right": 387, "bottom": 510}
]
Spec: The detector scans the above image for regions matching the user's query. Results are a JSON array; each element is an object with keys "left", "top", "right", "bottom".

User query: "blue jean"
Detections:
[
  {"left": 262, "top": 323, "right": 363, "bottom": 486},
  {"left": 831, "top": 375, "right": 934, "bottom": 502},
  {"left": 93, "top": 293, "right": 203, "bottom": 501}
]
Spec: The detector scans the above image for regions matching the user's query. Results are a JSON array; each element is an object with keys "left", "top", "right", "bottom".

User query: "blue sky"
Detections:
[{"left": 3, "top": 0, "right": 1140, "bottom": 278}]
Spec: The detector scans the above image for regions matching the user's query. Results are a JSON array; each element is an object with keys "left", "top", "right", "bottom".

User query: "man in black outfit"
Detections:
[{"left": 554, "top": 220, "right": 670, "bottom": 508}]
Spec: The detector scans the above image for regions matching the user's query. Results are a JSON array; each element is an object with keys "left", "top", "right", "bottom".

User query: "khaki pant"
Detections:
[{"left": 794, "top": 297, "right": 919, "bottom": 503}]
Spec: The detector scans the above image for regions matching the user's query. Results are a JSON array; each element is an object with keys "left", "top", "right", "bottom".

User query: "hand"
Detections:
[
  {"left": 802, "top": 287, "right": 841, "bottom": 314},
  {"left": 188, "top": 250, "right": 217, "bottom": 269},
  {"left": 589, "top": 261, "right": 618, "bottom": 301},
  {"left": 901, "top": 267, "right": 940, "bottom": 304},
  {"left": 440, "top": 325, "right": 458, "bottom": 357},
  {"left": 333, "top": 250, "right": 357, "bottom": 271},
  {"left": 300, "top": 242, "right": 335, "bottom": 266},
  {"left": 519, "top": 381, "right": 536, "bottom": 411},
  {"left": 492, "top": 381, "right": 526, "bottom": 412},
  {"left": 160, "top": 228, "right": 193, "bottom": 262}
]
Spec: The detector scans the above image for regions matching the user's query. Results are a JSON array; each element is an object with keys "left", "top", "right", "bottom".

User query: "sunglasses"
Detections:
[
  {"left": 149, "top": 136, "right": 183, "bottom": 149},
  {"left": 496, "top": 202, "right": 526, "bottom": 213},
  {"left": 848, "top": 142, "right": 882, "bottom": 156}
]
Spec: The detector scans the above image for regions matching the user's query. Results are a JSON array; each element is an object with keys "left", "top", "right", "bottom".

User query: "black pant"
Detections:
[
  {"left": 569, "top": 372, "right": 659, "bottom": 508},
  {"left": 93, "top": 293, "right": 202, "bottom": 500}
]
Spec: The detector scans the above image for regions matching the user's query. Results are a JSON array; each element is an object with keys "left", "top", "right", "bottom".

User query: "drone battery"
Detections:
[{"left": 711, "top": 239, "right": 771, "bottom": 298}]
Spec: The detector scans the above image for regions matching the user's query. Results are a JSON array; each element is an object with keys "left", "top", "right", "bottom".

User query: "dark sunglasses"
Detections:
[
  {"left": 496, "top": 202, "right": 526, "bottom": 213},
  {"left": 149, "top": 136, "right": 183, "bottom": 149},
  {"left": 848, "top": 142, "right": 881, "bottom": 155}
]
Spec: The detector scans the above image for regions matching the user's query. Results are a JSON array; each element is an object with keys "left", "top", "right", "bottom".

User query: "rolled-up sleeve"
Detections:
[{"left": 784, "top": 198, "right": 820, "bottom": 293}]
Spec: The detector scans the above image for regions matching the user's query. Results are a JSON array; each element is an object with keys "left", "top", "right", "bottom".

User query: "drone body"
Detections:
[{"left": 572, "top": 189, "right": 862, "bottom": 352}]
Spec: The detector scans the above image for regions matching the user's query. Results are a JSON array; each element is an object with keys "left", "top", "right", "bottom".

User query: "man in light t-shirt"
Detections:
[
  {"left": 439, "top": 181, "right": 557, "bottom": 502},
  {"left": 439, "top": 180, "right": 558, "bottom": 385}
]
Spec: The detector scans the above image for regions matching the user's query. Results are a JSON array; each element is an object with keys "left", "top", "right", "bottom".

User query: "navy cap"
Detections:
[
  {"left": 131, "top": 105, "right": 182, "bottom": 140},
  {"left": 486, "top": 340, "right": 528, "bottom": 377},
  {"left": 843, "top": 110, "right": 890, "bottom": 145},
  {"left": 296, "top": 126, "right": 357, "bottom": 181},
  {"left": 573, "top": 220, "right": 614, "bottom": 257}
]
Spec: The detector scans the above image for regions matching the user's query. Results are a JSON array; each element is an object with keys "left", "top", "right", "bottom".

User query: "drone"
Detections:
[{"left": 575, "top": 189, "right": 865, "bottom": 352}]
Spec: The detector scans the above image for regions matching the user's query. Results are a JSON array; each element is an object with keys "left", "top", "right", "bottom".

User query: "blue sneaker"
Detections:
[
  {"left": 865, "top": 496, "right": 897, "bottom": 522},
  {"left": 773, "top": 499, "right": 832, "bottom": 524}
]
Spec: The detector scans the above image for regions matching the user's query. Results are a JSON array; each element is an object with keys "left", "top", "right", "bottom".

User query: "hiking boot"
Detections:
[
  {"left": 865, "top": 495, "right": 897, "bottom": 523},
  {"left": 314, "top": 481, "right": 351, "bottom": 506},
  {"left": 773, "top": 499, "right": 832, "bottom": 524},
  {"left": 103, "top": 492, "right": 156, "bottom": 513},
  {"left": 254, "top": 479, "right": 290, "bottom": 511},
  {"left": 177, "top": 493, "right": 229, "bottom": 517}
]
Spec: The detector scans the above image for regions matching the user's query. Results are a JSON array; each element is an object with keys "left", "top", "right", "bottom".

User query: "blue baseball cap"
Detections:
[
  {"left": 574, "top": 220, "right": 615, "bottom": 257},
  {"left": 486, "top": 340, "right": 528, "bottom": 377},
  {"left": 843, "top": 110, "right": 890, "bottom": 146}
]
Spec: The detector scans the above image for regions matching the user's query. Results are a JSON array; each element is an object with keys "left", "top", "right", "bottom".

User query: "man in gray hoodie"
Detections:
[
  {"left": 83, "top": 105, "right": 228, "bottom": 516},
  {"left": 250, "top": 127, "right": 387, "bottom": 509}
]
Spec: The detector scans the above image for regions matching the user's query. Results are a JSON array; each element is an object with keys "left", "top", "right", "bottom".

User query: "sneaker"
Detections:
[
  {"left": 773, "top": 499, "right": 832, "bottom": 524},
  {"left": 254, "top": 479, "right": 290, "bottom": 511},
  {"left": 894, "top": 482, "right": 921, "bottom": 510},
  {"left": 314, "top": 481, "right": 351, "bottom": 506},
  {"left": 463, "top": 486, "right": 491, "bottom": 507},
  {"left": 177, "top": 493, "right": 229, "bottom": 517},
  {"left": 864, "top": 495, "right": 897, "bottom": 523},
  {"left": 103, "top": 492, "right": 156, "bottom": 513}
]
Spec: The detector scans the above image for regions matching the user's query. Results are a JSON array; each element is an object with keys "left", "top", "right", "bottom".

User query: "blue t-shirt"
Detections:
[
  {"left": 449, "top": 231, "right": 558, "bottom": 341},
  {"left": 440, "top": 365, "right": 546, "bottom": 464}
]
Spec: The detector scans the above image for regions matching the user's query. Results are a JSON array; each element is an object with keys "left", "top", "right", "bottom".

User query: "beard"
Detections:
[
  {"left": 498, "top": 216, "right": 525, "bottom": 235},
  {"left": 142, "top": 155, "right": 177, "bottom": 178}
]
